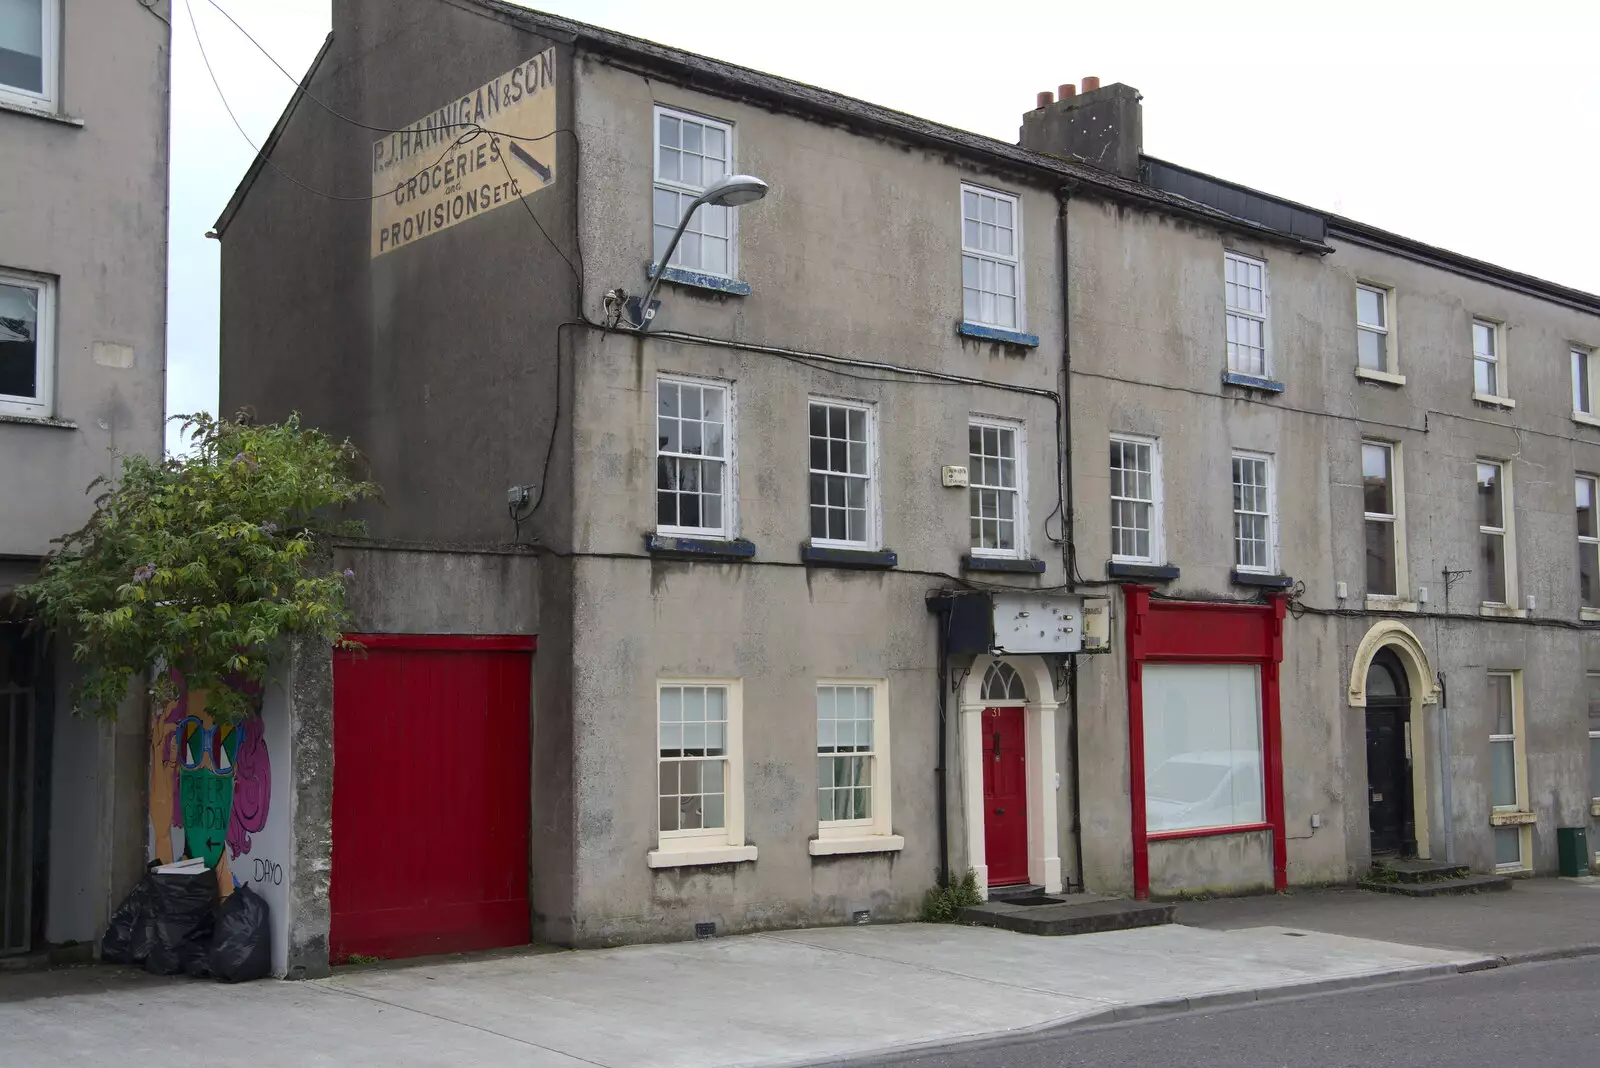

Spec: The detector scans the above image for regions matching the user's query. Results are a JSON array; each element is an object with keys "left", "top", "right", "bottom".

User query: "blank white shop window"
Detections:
[
  {"left": 1141, "top": 663, "right": 1264, "bottom": 834},
  {"left": 1488, "top": 670, "right": 1527, "bottom": 872},
  {"left": 1587, "top": 672, "right": 1600, "bottom": 805}
]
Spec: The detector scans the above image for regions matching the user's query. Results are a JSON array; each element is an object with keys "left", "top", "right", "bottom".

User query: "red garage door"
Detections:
[{"left": 330, "top": 634, "right": 533, "bottom": 963}]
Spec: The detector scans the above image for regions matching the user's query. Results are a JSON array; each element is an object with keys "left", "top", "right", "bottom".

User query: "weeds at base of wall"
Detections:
[
  {"left": 920, "top": 869, "right": 983, "bottom": 922},
  {"left": 1154, "top": 888, "right": 1218, "bottom": 903},
  {"left": 1155, "top": 878, "right": 1356, "bottom": 904}
]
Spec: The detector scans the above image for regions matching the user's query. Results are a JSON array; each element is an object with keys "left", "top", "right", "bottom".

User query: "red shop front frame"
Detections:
[{"left": 1124, "top": 586, "right": 1287, "bottom": 900}]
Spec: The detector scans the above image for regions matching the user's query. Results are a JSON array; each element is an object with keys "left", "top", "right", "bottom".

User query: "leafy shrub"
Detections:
[
  {"left": 19, "top": 412, "right": 375, "bottom": 722},
  {"left": 920, "top": 869, "right": 983, "bottom": 922}
]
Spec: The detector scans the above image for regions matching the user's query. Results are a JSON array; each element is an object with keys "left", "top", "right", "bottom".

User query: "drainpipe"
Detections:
[
  {"left": 1056, "top": 185, "right": 1079, "bottom": 581},
  {"left": 935, "top": 606, "right": 951, "bottom": 888},
  {"left": 1437, "top": 671, "right": 1455, "bottom": 863},
  {"left": 1067, "top": 655, "right": 1085, "bottom": 891},
  {"left": 1057, "top": 186, "right": 1087, "bottom": 892}
]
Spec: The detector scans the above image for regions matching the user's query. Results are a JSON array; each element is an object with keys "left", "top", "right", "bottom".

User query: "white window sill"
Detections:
[
  {"left": 1590, "top": 800, "right": 1600, "bottom": 817},
  {"left": 1495, "top": 863, "right": 1530, "bottom": 874},
  {"left": 1479, "top": 603, "right": 1527, "bottom": 619},
  {"left": 1574, "top": 411, "right": 1600, "bottom": 429},
  {"left": 1581, "top": 607, "right": 1600, "bottom": 622},
  {"left": 1355, "top": 367, "right": 1407, "bottom": 387},
  {"left": 0, "top": 98, "right": 82, "bottom": 127},
  {"left": 1365, "top": 595, "right": 1418, "bottom": 613},
  {"left": 808, "top": 834, "right": 905, "bottom": 857},
  {"left": 646, "top": 844, "right": 757, "bottom": 869},
  {"left": 1472, "top": 392, "right": 1516, "bottom": 409},
  {"left": 1490, "top": 810, "right": 1535, "bottom": 826}
]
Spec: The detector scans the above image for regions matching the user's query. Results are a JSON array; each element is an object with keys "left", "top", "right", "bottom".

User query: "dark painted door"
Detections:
[
  {"left": 982, "top": 706, "right": 1029, "bottom": 886},
  {"left": 1365, "top": 700, "right": 1410, "bottom": 855},
  {"left": 330, "top": 637, "right": 533, "bottom": 963}
]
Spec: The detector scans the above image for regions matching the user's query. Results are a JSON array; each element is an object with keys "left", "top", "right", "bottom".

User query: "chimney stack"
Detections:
[{"left": 1018, "top": 78, "right": 1143, "bottom": 181}]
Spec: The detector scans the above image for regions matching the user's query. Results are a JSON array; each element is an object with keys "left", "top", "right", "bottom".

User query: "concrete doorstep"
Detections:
[{"left": 0, "top": 921, "right": 1524, "bottom": 1068}]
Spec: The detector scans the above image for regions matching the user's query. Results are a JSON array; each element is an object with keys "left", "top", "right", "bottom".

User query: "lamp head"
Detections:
[{"left": 703, "top": 174, "right": 769, "bottom": 207}]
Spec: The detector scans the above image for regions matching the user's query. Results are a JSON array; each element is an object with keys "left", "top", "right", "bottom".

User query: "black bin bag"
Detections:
[
  {"left": 101, "top": 872, "right": 158, "bottom": 965},
  {"left": 143, "top": 867, "right": 219, "bottom": 976},
  {"left": 208, "top": 883, "right": 271, "bottom": 983}
]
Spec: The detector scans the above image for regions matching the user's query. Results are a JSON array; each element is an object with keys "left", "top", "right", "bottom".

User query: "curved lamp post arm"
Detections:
[
  {"left": 633, "top": 184, "right": 720, "bottom": 331},
  {"left": 625, "top": 174, "right": 768, "bottom": 331}
]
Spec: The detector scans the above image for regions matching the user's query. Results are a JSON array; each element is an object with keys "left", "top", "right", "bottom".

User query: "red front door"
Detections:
[
  {"left": 329, "top": 635, "right": 533, "bottom": 963},
  {"left": 982, "top": 706, "right": 1029, "bottom": 886}
]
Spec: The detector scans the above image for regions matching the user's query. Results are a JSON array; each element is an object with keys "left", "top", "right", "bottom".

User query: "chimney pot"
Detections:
[
  {"left": 1036, "top": 90, "right": 1054, "bottom": 109},
  {"left": 1058, "top": 83, "right": 1076, "bottom": 100},
  {"left": 1018, "top": 77, "right": 1142, "bottom": 180}
]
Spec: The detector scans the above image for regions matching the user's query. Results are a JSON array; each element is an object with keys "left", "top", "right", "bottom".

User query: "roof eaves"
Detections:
[
  {"left": 1327, "top": 216, "right": 1600, "bottom": 316},
  {"left": 209, "top": 31, "right": 334, "bottom": 239},
  {"left": 475, "top": 2, "right": 1329, "bottom": 253},
  {"left": 1143, "top": 155, "right": 1600, "bottom": 313}
]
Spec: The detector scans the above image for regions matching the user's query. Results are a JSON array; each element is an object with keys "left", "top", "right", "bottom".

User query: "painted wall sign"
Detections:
[
  {"left": 149, "top": 687, "right": 272, "bottom": 897},
  {"left": 370, "top": 48, "right": 557, "bottom": 258}
]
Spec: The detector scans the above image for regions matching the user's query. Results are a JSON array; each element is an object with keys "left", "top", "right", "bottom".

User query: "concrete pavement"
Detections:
[
  {"left": 0, "top": 922, "right": 1495, "bottom": 1068},
  {"left": 1178, "top": 876, "right": 1600, "bottom": 960}
]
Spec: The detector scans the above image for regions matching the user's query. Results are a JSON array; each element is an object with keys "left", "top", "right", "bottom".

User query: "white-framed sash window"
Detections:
[
  {"left": 1110, "top": 435, "right": 1161, "bottom": 564},
  {"left": 656, "top": 375, "right": 733, "bottom": 537},
  {"left": 960, "top": 185, "right": 1023, "bottom": 331},
  {"left": 653, "top": 106, "right": 736, "bottom": 278},
  {"left": 808, "top": 398, "right": 877, "bottom": 549},
  {"left": 969, "top": 418, "right": 1025, "bottom": 557}
]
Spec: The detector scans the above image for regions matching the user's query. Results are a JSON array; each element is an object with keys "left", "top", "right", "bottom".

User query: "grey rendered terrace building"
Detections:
[
  {"left": 0, "top": 1, "right": 169, "bottom": 958},
  {"left": 215, "top": 0, "right": 1599, "bottom": 963}
]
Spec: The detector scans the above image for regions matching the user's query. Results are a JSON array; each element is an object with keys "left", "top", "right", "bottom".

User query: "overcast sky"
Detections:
[{"left": 168, "top": 0, "right": 1600, "bottom": 451}]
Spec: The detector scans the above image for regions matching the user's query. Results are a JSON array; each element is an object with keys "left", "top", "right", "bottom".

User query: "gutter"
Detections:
[{"left": 1329, "top": 220, "right": 1600, "bottom": 316}]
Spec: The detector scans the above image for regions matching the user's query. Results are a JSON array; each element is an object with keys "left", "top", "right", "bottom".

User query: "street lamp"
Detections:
[{"left": 624, "top": 173, "right": 769, "bottom": 330}]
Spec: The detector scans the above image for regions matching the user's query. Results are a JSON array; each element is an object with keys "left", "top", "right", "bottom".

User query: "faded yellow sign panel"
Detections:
[{"left": 371, "top": 48, "right": 557, "bottom": 258}]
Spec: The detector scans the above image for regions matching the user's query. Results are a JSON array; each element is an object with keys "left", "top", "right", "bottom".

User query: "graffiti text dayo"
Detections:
[{"left": 252, "top": 858, "right": 284, "bottom": 886}]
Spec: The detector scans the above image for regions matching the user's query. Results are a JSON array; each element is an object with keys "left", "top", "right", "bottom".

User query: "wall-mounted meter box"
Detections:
[
  {"left": 991, "top": 594, "right": 1082, "bottom": 654},
  {"left": 1080, "top": 597, "right": 1111, "bottom": 652}
]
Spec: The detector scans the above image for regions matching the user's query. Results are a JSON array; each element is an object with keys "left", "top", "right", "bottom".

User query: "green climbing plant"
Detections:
[{"left": 18, "top": 412, "right": 377, "bottom": 723}]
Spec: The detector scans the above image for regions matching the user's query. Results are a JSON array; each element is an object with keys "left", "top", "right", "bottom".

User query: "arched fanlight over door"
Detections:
[
  {"left": 981, "top": 660, "right": 1027, "bottom": 702},
  {"left": 1366, "top": 648, "right": 1408, "bottom": 699}
]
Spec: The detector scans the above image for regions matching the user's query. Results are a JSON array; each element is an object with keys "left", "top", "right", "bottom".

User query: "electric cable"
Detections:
[{"left": 189, "top": 1, "right": 1085, "bottom": 579}]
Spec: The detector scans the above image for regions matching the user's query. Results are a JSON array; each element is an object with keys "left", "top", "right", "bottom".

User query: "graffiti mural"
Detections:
[{"left": 149, "top": 684, "right": 272, "bottom": 895}]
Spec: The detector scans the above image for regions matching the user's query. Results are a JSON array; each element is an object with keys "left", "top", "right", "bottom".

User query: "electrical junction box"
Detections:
[
  {"left": 941, "top": 465, "right": 969, "bottom": 487},
  {"left": 991, "top": 594, "right": 1082, "bottom": 654},
  {"left": 1079, "top": 597, "right": 1110, "bottom": 652}
]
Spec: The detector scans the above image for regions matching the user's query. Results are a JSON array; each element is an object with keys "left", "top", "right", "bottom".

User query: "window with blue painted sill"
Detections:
[
  {"left": 957, "top": 321, "right": 1039, "bottom": 348},
  {"left": 1224, "top": 252, "right": 1270, "bottom": 377},
  {"left": 656, "top": 375, "right": 734, "bottom": 539},
  {"left": 653, "top": 107, "right": 742, "bottom": 284},
  {"left": 958, "top": 184, "right": 1037, "bottom": 349},
  {"left": 646, "top": 262, "right": 751, "bottom": 297},
  {"left": 1221, "top": 370, "right": 1285, "bottom": 394},
  {"left": 808, "top": 399, "right": 877, "bottom": 550}
]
